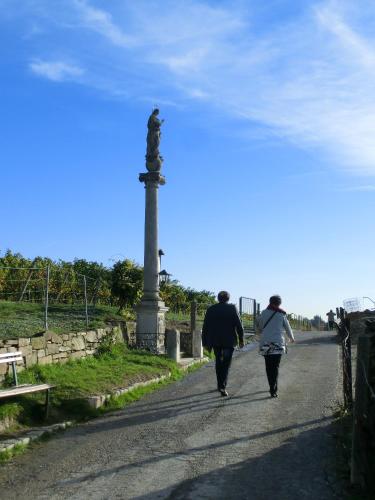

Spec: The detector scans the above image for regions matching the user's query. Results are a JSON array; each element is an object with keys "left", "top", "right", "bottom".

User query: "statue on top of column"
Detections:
[{"left": 146, "top": 108, "right": 164, "bottom": 172}]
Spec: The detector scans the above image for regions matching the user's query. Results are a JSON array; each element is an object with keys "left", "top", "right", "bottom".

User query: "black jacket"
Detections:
[{"left": 202, "top": 302, "right": 244, "bottom": 348}]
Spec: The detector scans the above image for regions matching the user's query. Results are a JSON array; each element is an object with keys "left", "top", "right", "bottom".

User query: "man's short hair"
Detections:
[
  {"left": 269, "top": 295, "right": 282, "bottom": 306},
  {"left": 218, "top": 291, "right": 230, "bottom": 303}
]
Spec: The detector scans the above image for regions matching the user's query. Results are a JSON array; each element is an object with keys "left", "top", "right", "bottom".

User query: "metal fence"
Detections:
[
  {"left": 239, "top": 296, "right": 260, "bottom": 337},
  {"left": 0, "top": 265, "right": 106, "bottom": 336}
]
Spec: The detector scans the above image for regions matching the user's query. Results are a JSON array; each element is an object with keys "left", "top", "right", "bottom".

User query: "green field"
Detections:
[
  {"left": 0, "top": 301, "right": 204, "bottom": 340},
  {"left": 0, "top": 301, "right": 125, "bottom": 339}
]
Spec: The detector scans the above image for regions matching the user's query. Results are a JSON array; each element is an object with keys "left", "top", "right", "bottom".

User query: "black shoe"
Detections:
[
  {"left": 220, "top": 389, "right": 229, "bottom": 397},
  {"left": 270, "top": 392, "right": 278, "bottom": 398}
]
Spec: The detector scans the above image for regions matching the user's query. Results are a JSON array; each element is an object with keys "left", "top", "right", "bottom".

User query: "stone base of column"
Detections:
[{"left": 135, "top": 300, "right": 168, "bottom": 354}]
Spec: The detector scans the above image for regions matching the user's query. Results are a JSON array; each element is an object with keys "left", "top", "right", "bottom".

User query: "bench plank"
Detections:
[
  {"left": 0, "top": 384, "right": 54, "bottom": 398},
  {"left": 0, "top": 351, "right": 23, "bottom": 364}
]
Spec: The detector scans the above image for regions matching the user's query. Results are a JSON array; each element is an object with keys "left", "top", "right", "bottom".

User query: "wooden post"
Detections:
[
  {"left": 190, "top": 301, "right": 197, "bottom": 335},
  {"left": 339, "top": 309, "right": 353, "bottom": 410},
  {"left": 351, "top": 335, "right": 371, "bottom": 486}
]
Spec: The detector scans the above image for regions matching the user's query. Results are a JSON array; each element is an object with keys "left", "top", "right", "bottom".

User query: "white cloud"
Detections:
[
  {"left": 29, "top": 60, "right": 84, "bottom": 81},
  {"left": 15, "top": 1, "right": 375, "bottom": 175},
  {"left": 73, "top": 0, "right": 134, "bottom": 47}
]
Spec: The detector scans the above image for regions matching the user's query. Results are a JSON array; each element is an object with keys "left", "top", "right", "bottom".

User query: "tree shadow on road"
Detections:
[
  {"left": 53, "top": 416, "right": 344, "bottom": 500},
  {"left": 132, "top": 420, "right": 344, "bottom": 500}
]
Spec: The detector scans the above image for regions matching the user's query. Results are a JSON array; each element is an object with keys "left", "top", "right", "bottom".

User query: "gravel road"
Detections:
[{"left": 0, "top": 330, "right": 343, "bottom": 499}]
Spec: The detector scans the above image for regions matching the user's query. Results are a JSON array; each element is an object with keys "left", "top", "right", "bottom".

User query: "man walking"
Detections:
[
  {"left": 326, "top": 309, "right": 336, "bottom": 331},
  {"left": 202, "top": 291, "right": 244, "bottom": 397}
]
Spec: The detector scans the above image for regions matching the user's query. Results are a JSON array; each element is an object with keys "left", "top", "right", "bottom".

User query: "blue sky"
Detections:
[{"left": 1, "top": 0, "right": 375, "bottom": 318}]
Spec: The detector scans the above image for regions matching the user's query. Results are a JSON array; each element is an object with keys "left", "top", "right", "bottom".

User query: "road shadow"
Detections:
[
  {"left": 130, "top": 420, "right": 344, "bottom": 500},
  {"left": 58, "top": 390, "right": 272, "bottom": 438},
  {"left": 54, "top": 415, "right": 335, "bottom": 492}
]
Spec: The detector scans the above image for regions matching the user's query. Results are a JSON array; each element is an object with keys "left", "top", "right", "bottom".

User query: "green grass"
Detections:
[
  {"left": 0, "top": 301, "right": 125, "bottom": 339},
  {"left": 0, "top": 402, "right": 22, "bottom": 421},
  {"left": 0, "top": 344, "right": 180, "bottom": 424},
  {"left": 0, "top": 442, "right": 29, "bottom": 463}
]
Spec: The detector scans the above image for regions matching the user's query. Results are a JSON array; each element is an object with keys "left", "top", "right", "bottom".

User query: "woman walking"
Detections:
[{"left": 257, "top": 295, "right": 295, "bottom": 398}]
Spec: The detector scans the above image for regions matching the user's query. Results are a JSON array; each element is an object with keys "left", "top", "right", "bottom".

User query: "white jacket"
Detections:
[{"left": 257, "top": 309, "right": 294, "bottom": 355}]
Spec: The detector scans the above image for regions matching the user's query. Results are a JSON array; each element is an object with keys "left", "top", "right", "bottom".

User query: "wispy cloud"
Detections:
[
  {"left": 73, "top": 0, "right": 135, "bottom": 47},
  {"left": 8, "top": 0, "right": 375, "bottom": 175},
  {"left": 29, "top": 60, "right": 84, "bottom": 82},
  {"left": 339, "top": 184, "right": 375, "bottom": 192}
]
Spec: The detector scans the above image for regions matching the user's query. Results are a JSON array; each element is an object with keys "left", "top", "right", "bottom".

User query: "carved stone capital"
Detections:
[{"left": 139, "top": 172, "right": 166, "bottom": 186}]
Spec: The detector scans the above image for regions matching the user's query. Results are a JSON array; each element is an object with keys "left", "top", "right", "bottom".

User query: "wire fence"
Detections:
[{"left": 0, "top": 264, "right": 112, "bottom": 337}]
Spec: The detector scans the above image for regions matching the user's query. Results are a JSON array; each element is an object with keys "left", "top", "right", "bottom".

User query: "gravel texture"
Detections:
[{"left": 0, "top": 331, "right": 343, "bottom": 499}]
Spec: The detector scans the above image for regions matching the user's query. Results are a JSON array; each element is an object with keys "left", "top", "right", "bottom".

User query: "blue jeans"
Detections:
[{"left": 213, "top": 347, "right": 234, "bottom": 390}]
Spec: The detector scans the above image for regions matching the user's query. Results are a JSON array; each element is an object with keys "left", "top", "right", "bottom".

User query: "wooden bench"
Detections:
[{"left": 0, "top": 351, "right": 54, "bottom": 419}]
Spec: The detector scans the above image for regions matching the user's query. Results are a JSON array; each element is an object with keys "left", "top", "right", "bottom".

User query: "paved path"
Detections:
[{"left": 0, "top": 331, "right": 343, "bottom": 499}]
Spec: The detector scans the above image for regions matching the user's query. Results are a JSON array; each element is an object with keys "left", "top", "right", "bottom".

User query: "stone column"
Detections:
[{"left": 135, "top": 171, "right": 168, "bottom": 353}]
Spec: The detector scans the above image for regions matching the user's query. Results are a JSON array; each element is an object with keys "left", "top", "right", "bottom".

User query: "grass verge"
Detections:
[
  {"left": 0, "top": 344, "right": 206, "bottom": 436},
  {"left": 0, "top": 344, "right": 180, "bottom": 426}
]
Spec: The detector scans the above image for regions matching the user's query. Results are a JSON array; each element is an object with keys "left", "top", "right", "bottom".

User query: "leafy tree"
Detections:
[{"left": 111, "top": 259, "right": 143, "bottom": 312}]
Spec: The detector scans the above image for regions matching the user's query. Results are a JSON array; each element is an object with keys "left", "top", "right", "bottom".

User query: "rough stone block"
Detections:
[
  {"left": 37, "top": 349, "right": 46, "bottom": 358},
  {"left": 59, "top": 346, "right": 71, "bottom": 352},
  {"left": 71, "top": 336, "right": 85, "bottom": 351},
  {"left": 70, "top": 350, "right": 86, "bottom": 359},
  {"left": 6, "top": 347, "right": 17, "bottom": 353},
  {"left": 97, "top": 328, "right": 105, "bottom": 339},
  {"left": 52, "top": 352, "right": 68, "bottom": 360},
  {"left": 46, "top": 344, "right": 60, "bottom": 355},
  {"left": 45, "top": 332, "right": 63, "bottom": 344},
  {"left": 62, "top": 334, "right": 70, "bottom": 341},
  {"left": 86, "top": 331, "right": 98, "bottom": 343},
  {"left": 5, "top": 339, "right": 18, "bottom": 346},
  {"left": 20, "top": 345, "right": 32, "bottom": 357},
  {"left": 25, "top": 353, "right": 37, "bottom": 367},
  {"left": 18, "top": 338, "right": 31, "bottom": 347},
  {"left": 0, "top": 347, "right": 7, "bottom": 354},
  {"left": 85, "top": 349, "right": 95, "bottom": 355},
  {"left": 38, "top": 355, "right": 53, "bottom": 365},
  {"left": 31, "top": 337, "right": 45, "bottom": 349},
  {"left": 0, "top": 364, "right": 8, "bottom": 375}
]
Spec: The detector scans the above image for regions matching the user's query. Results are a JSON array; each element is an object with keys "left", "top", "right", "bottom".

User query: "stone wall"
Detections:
[{"left": 0, "top": 324, "right": 130, "bottom": 382}]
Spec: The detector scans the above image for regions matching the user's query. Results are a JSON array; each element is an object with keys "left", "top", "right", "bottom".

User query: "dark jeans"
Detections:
[
  {"left": 264, "top": 354, "right": 282, "bottom": 395},
  {"left": 213, "top": 347, "right": 234, "bottom": 390}
]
